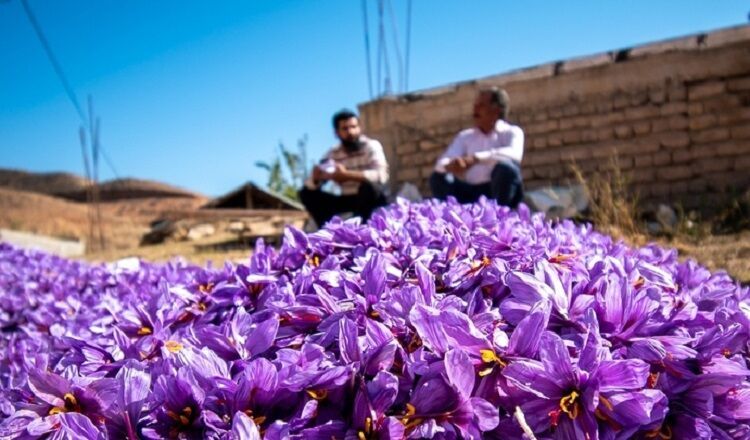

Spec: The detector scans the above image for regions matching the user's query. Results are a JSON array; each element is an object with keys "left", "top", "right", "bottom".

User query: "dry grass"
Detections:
[{"left": 571, "top": 159, "right": 750, "bottom": 284}]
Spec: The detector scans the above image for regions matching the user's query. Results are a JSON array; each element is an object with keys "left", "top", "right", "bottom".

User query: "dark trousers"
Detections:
[
  {"left": 430, "top": 161, "right": 524, "bottom": 208},
  {"left": 299, "top": 181, "right": 388, "bottom": 227}
]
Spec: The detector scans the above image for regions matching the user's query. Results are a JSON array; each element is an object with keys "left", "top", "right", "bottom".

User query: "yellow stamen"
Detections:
[
  {"left": 480, "top": 349, "right": 498, "bottom": 363},
  {"left": 198, "top": 283, "right": 214, "bottom": 293},
  {"left": 164, "top": 340, "right": 183, "bottom": 353},
  {"left": 723, "top": 348, "right": 732, "bottom": 357},
  {"left": 478, "top": 366, "right": 495, "bottom": 377},
  {"left": 137, "top": 326, "right": 152, "bottom": 336},
  {"left": 560, "top": 391, "right": 580, "bottom": 420},
  {"left": 48, "top": 406, "right": 64, "bottom": 415},
  {"left": 364, "top": 417, "right": 372, "bottom": 434},
  {"left": 306, "top": 389, "right": 328, "bottom": 400}
]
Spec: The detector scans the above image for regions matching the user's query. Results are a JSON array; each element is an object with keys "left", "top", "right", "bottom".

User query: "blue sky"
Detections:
[{"left": 1, "top": 1, "right": 748, "bottom": 196}]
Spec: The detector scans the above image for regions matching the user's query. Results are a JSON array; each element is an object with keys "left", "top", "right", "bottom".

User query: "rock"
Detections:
[
  {"left": 655, "top": 204, "right": 678, "bottom": 231},
  {"left": 186, "top": 223, "right": 215, "bottom": 241},
  {"left": 227, "top": 221, "right": 246, "bottom": 234},
  {"left": 140, "top": 219, "right": 176, "bottom": 245},
  {"left": 524, "top": 184, "right": 588, "bottom": 219}
]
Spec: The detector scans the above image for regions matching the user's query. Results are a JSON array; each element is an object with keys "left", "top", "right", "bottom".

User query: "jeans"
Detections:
[
  {"left": 429, "top": 161, "right": 524, "bottom": 208},
  {"left": 299, "top": 181, "right": 388, "bottom": 227}
]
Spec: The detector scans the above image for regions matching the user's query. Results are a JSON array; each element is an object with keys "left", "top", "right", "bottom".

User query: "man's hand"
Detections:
[
  {"left": 330, "top": 163, "right": 349, "bottom": 183},
  {"left": 445, "top": 155, "right": 477, "bottom": 174},
  {"left": 312, "top": 165, "right": 328, "bottom": 183}
]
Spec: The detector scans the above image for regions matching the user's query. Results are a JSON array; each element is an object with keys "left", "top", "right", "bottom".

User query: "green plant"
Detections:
[{"left": 255, "top": 135, "right": 310, "bottom": 201}]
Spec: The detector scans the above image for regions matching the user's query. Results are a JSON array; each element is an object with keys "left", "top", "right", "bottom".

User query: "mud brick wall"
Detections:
[{"left": 359, "top": 25, "right": 750, "bottom": 211}]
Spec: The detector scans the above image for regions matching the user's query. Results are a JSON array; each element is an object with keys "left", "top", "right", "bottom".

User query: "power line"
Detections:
[
  {"left": 361, "top": 0, "right": 374, "bottom": 100},
  {"left": 18, "top": 0, "right": 120, "bottom": 180},
  {"left": 385, "top": 0, "right": 404, "bottom": 93},
  {"left": 19, "top": 0, "right": 86, "bottom": 122},
  {"left": 405, "top": 0, "right": 412, "bottom": 92}
]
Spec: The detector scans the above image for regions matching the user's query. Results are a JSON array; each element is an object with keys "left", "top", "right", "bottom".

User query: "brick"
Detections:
[
  {"left": 716, "top": 141, "right": 750, "bottom": 156},
  {"left": 649, "top": 87, "right": 667, "bottom": 104},
  {"left": 625, "top": 105, "right": 660, "bottom": 121},
  {"left": 653, "top": 151, "right": 671, "bottom": 166},
  {"left": 667, "top": 85, "right": 687, "bottom": 102},
  {"left": 732, "top": 125, "right": 750, "bottom": 140},
  {"left": 634, "top": 155, "right": 653, "bottom": 167},
  {"left": 607, "top": 112, "right": 626, "bottom": 124},
  {"left": 733, "top": 156, "right": 750, "bottom": 171},
  {"left": 522, "top": 168, "right": 535, "bottom": 181},
  {"left": 668, "top": 115, "right": 689, "bottom": 130},
  {"left": 633, "top": 121, "right": 651, "bottom": 135},
  {"left": 595, "top": 100, "right": 613, "bottom": 113},
  {"left": 559, "top": 118, "right": 575, "bottom": 131},
  {"left": 670, "top": 181, "right": 689, "bottom": 195},
  {"left": 527, "top": 149, "right": 561, "bottom": 166},
  {"left": 548, "top": 133, "right": 564, "bottom": 147},
  {"left": 581, "top": 130, "right": 598, "bottom": 143},
  {"left": 614, "top": 125, "right": 634, "bottom": 139},
  {"left": 591, "top": 143, "right": 619, "bottom": 159},
  {"left": 717, "top": 107, "right": 750, "bottom": 124},
  {"left": 691, "top": 128, "right": 730, "bottom": 144},
  {"left": 688, "top": 102, "right": 704, "bottom": 116},
  {"left": 690, "top": 144, "right": 717, "bottom": 160},
  {"left": 689, "top": 114, "right": 717, "bottom": 131},
  {"left": 660, "top": 102, "right": 688, "bottom": 116},
  {"left": 580, "top": 102, "right": 596, "bottom": 115},
  {"left": 400, "top": 153, "right": 422, "bottom": 167},
  {"left": 651, "top": 118, "right": 671, "bottom": 133},
  {"left": 560, "top": 145, "right": 593, "bottom": 161},
  {"left": 672, "top": 149, "right": 692, "bottom": 163},
  {"left": 563, "top": 130, "right": 582, "bottom": 144},
  {"left": 533, "top": 111, "right": 549, "bottom": 122},
  {"left": 697, "top": 158, "right": 732, "bottom": 174},
  {"left": 660, "top": 132, "right": 690, "bottom": 149},
  {"left": 613, "top": 95, "right": 630, "bottom": 109},
  {"left": 597, "top": 128, "right": 614, "bottom": 141},
  {"left": 548, "top": 107, "right": 563, "bottom": 119},
  {"left": 649, "top": 185, "right": 671, "bottom": 198},
  {"left": 398, "top": 167, "right": 420, "bottom": 181},
  {"left": 562, "top": 104, "right": 580, "bottom": 117},
  {"left": 728, "top": 76, "right": 750, "bottom": 92},
  {"left": 688, "top": 81, "right": 726, "bottom": 101},
  {"left": 630, "top": 91, "right": 649, "bottom": 106},
  {"left": 658, "top": 165, "right": 694, "bottom": 181},
  {"left": 688, "top": 180, "right": 706, "bottom": 192},
  {"left": 702, "top": 95, "right": 742, "bottom": 112},
  {"left": 421, "top": 165, "right": 434, "bottom": 178},
  {"left": 526, "top": 120, "right": 559, "bottom": 135},
  {"left": 533, "top": 137, "right": 548, "bottom": 149},
  {"left": 400, "top": 143, "right": 418, "bottom": 154},
  {"left": 590, "top": 114, "right": 610, "bottom": 128},
  {"left": 630, "top": 168, "right": 656, "bottom": 183},
  {"left": 419, "top": 140, "right": 444, "bottom": 151},
  {"left": 618, "top": 138, "right": 660, "bottom": 155}
]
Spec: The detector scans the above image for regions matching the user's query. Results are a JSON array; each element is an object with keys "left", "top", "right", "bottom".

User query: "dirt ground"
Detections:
[{"left": 1, "top": 186, "right": 748, "bottom": 284}]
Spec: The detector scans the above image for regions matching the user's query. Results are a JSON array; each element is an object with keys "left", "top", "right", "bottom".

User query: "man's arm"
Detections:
[
  {"left": 435, "top": 132, "right": 467, "bottom": 172},
  {"left": 330, "top": 140, "right": 389, "bottom": 184},
  {"left": 473, "top": 125, "right": 524, "bottom": 163}
]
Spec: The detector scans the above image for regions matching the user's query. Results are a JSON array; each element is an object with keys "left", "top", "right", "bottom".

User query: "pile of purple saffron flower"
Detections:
[{"left": 1, "top": 198, "right": 749, "bottom": 439}]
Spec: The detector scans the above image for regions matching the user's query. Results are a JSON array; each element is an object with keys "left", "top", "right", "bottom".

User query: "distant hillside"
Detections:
[
  {"left": 60, "top": 177, "right": 202, "bottom": 201},
  {"left": 0, "top": 169, "right": 90, "bottom": 196},
  {"left": 0, "top": 187, "right": 206, "bottom": 250},
  {"left": 0, "top": 168, "right": 203, "bottom": 201}
]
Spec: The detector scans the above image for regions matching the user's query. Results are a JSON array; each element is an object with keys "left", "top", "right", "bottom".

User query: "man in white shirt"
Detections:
[
  {"left": 431, "top": 87, "right": 524, "bottom": 208},
  {"left": 299, "top": 109, "right": 390, "bottom": 226}
]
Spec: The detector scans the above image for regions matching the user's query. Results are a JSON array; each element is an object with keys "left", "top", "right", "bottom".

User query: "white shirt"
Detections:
[
  {"left": 313, "top": 135, "right": 390, "bottom": 195},
  {"left": 435, "top": 120, "right": 524, "bottom": 185}
]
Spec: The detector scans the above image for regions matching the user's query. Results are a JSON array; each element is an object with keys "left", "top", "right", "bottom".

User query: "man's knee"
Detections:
[{"left": 491, "top": 162, "right": 520, "bottom": 183}]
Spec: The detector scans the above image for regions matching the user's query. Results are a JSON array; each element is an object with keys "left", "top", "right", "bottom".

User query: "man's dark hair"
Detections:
[
  {"left": 480, "top": 87, "right": 510, "bottom": 119},
  {"left": 332, "top": 109, "right": 358, "bottom": 130}
]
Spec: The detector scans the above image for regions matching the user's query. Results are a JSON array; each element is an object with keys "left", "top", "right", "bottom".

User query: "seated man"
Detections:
[
  {"left": 430, "top": 87, "right": 524, "bottom": 208},
  {"left": 299, "top": 109, "right": 389, "bottom": 227}
]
